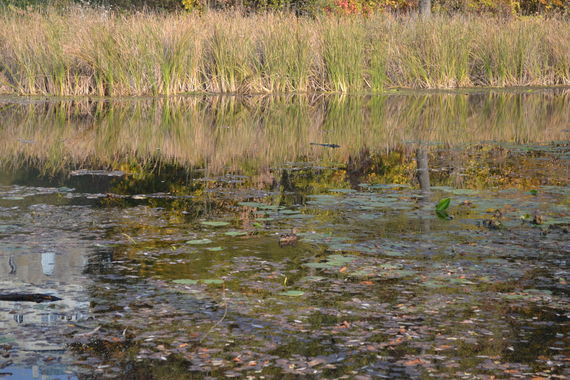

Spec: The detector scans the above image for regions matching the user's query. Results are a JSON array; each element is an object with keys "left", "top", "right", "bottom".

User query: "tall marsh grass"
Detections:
[{"left": 0, "top": 8, "right": 569, "bottom": 95}]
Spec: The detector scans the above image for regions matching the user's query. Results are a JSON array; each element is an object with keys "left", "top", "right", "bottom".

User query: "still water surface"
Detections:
[{"left": 0, "top": 89, "right": 569, "bottom": 379}]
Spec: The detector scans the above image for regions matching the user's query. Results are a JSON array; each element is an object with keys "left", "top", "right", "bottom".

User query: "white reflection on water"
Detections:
[{"left": 41, "top": 251, "right": 56, "bottom": 276}]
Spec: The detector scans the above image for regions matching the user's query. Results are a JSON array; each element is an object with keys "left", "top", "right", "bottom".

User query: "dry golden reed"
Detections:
[{"left": 0, "top": 8, "right": 569, "bottom": 96}]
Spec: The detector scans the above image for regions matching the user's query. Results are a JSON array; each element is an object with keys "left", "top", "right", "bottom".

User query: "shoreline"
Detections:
[{"left": 1, "top": 85, "right": 569, "bottom": 101}]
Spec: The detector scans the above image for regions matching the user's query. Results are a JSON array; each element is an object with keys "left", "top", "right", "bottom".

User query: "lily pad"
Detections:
[
  {"left": 300, "top": 276, "right": 326, "bottom": 282},
  {"left": 278, "top": 290, "right": 305, "bottom": 297},
  {"left": 304, "top": 254, "right": 357, "bottom": 269},
  {"left": 304, "top": 262, "right": 338, "bottom": 269},
  {"left": 329, "top": 189, "right": 357, "bottom": 194},
  {"left": 202, "top": 279, "right": 224, "bottom": 285},
  {"left": 382, "top": 250, "right": 404, "bottom": 257},
  {"left": 224, "top": 231, "right": 247, "bottom": 237},
  {"left": 206, "top": 247, "right": 223, "bottom": 251},
  {"left": 173, "top": 279, "right": 198, "bottom": 285},
  {"left": 238, "top": 202, "right": 279, "bottom": 210},
  {"left": 201, "top": 221, "right": 230, "bottom": 227},
  {"left": 280, "top": 209, "right": 300, "bottom": 215},
  {"left": 186, "top": 238, "right": 213, "bottom": 245}
]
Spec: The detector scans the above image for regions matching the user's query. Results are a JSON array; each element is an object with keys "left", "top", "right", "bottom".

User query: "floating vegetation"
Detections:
[
  {"left": 186, "top": 239, "right": 213, "bottom": 245},
  {"left": 201, "top": 221, "right": 230, "bottom": 227}
]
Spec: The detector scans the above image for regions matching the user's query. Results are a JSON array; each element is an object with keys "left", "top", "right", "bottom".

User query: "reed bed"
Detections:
[{"left": 0, "top": 8, "right": 569, "bottom": 95}]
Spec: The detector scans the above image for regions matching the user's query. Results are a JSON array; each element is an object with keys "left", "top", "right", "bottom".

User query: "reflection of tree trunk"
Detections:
[
  {"left": 280, "top": 170, "right": 295, "bottom": 192},
  {"left": 416, "top": 148, "right": 430, "bottom": 192},
  {"left": 416, "top": 148, "right": 431, "bottom": 233},
  {"left": 419, "top": 0, "right": 431, "bottom": 17},
  {"left": 8, "top": 256, "right": 16, "bottom": 275},
  {"left": 347, "top": 149, "right": 372, "bottom": 189}
]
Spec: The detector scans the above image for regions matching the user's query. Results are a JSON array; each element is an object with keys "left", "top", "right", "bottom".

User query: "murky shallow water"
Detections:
[{"left": 0, "top": 90, "right": 569, "bottom": 379}]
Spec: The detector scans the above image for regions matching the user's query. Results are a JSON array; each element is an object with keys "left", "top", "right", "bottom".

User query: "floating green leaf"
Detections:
[
  {"left": 173, "top": 279, "right": 198, "bottom": 285},
  {"left": 382, "top": 250, "right": 404, "bottom": 257},
  {"left": 201, "top": 221, "right": 230, "bottom": 227},
  {"left": 422, "top": 281, "right": 446, "bottom": 288},
  {"left": 206, "top": 247, "right": 223, "bottom": 251},
  {"left": 278, "top": 290, "right": 304, "bottom": 297},
  {"left": 238, "top": 202, "right": 279, "bottom": 210},
  {"left": 280, "top": 209, "right": 300, "bottom": 215},
  {"left": 304, "top": 262, "right": 337, "bottom": 269},
  {"left": 202, "top": 279, "right": 224, "bottom": 285},
  {"left": 186, "top": 238, "right": 213, "bottom": 245},
  {"left": 436, "top": 209, "right": 451, "bottom": 220},
  {"left": 436, "top": 198, "right": 451, "bottom": 211},
  {"left": 304, "top": 254, "right": 356, "bottom": 269},
  {"left": 326, "top": 254, "right": 356, "bottom": 264},
  {"left": 329, "top": 188, "right": 357, "bottom": 194},
  {"left": 224, "top": 231, "right": 247, "bottom": 237},
  {"left": 300, "top": 276, "right": 326, "bottom": 282}
]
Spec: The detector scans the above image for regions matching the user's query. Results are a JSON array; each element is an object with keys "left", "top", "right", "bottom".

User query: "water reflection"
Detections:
[
  {"left": 415, "top": 148, "right": 430, "bottom": 192},
  {"left": 0, "top": 89, "right": 568, "bottom": 379},
  {"left": 0, "top": 89, "right": 568, "bottom": 173}
]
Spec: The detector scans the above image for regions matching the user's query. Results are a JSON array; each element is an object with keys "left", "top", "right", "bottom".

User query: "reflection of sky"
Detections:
[
  {"left": 41, "top": 251, "right": 56, "bottom": 276},
  {"left": 0, "top": 184, "right": 107, "bottom": 374},
  {"left": 3, "top": 364, "right": 78, "bottom": 380},
  {"left": 0, "top": 292, "right": 90, "bottom": 327},
  {"left": 9, "top": 310, "right": 90, "bottom": 325}
]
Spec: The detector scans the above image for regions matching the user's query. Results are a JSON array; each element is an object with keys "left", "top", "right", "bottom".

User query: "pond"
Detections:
[{"left": 0, "top": 89, "right": 569, "bottom": 379}]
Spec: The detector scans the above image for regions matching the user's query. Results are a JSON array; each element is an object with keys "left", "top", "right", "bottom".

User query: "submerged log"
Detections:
[{"left": 0, "top": 293, "right": 62, "bottom": 303}]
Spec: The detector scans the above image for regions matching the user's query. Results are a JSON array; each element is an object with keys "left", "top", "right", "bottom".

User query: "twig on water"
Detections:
[
  {"left": 121, "top": 233, "right": 136, "bottom": 244},
  {"left": 199, "top": 285, "right": 228, "bottom": 344}
]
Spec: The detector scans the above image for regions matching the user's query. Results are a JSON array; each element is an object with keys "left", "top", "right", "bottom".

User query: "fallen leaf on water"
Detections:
[
  {"left": 404, "top": 359, "right": 425, "bottom": 366},
  {"left": 387, "top": 337, "right": 405, "bottom": 345},
  {"left": 308, "top": 358, "right": 326, "bottom": 367}
]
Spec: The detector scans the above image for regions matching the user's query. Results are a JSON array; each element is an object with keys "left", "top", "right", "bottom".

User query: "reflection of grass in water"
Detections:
[{"left": 0, "top": 91, "right": 568, "bottom": 174}]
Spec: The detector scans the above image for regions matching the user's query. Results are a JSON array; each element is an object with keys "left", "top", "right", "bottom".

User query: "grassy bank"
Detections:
[{"left": 0, "top": 9, "right": 569, "bottom": 95}]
